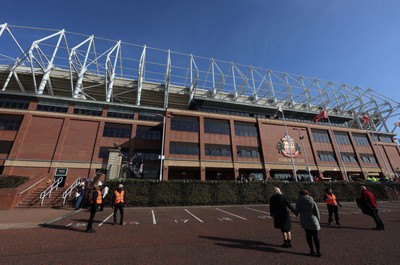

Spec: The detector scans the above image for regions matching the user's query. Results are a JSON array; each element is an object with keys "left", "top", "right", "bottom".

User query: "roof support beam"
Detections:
[
  {"left": 163, "top": 49, "right": 171, "bottom": 109},
  {"left": 136, "top": 45, "right": 146, "bottom": 106},
  {"left": 105, "top": 41, "right": 121, "bottom": 102},
  {"left": 35, "top": 30, "right": 66, "bottom": 95}
]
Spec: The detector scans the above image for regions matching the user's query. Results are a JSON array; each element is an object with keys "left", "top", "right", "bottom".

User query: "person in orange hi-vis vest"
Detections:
[
  {"left": 323, "top": 188, "right": 342, "bottom": 225},
  {"left": 112, "top": 184, "right": 126, "bottom": 225},
  {"left": 86, "top": 184, "right": 102, "bottom": 233}
]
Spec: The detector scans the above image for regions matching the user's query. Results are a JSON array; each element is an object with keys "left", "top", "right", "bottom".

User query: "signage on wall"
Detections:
[
  {"left": 55, "top": 168, "right": 68, "bottom": 176},
  {"left": 277, "top": 135, "right": 300, "bottom": 158}
]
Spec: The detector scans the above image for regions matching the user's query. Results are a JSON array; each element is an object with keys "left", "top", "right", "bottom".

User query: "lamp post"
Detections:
[
  {"left": 158, "top": 114, "right": 166, "bottom": 181},
  {"left": 294, "top": 128, "right": 312, "bottom": 181}
]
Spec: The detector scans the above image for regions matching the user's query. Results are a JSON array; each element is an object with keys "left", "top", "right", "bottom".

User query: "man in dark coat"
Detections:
[
  {"left": 86, "top": 184, "right": 102, "bottom": 233},
  {"left": 269, "top": 187, "right": 296, "bottom": 248}
]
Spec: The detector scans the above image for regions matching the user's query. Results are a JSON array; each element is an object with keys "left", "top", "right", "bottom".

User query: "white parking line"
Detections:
[
  {"left": 245, "top": 207, "right": 269, "bottom": 214},
  {"left": 65, "top": 223, "right": 72, "bottom": 227},
  {"left": 216, "top": 208, "right": 247, "bottom": 220},
  {"left": 99, "top": 213, "right": 114, "bottom": 226},
  {"left": 151, "top": 210, "right": 157, "bottom": 224},
  {"left": 185, "top": 209, "right": 204, "bottom": 223}
]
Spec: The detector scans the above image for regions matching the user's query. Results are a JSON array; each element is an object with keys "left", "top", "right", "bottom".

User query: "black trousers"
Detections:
[
  {"left": 305, "top": 229, "right": 320, "bottom": 254},
  {"left": 327, "top": 204, "right": 339, "bottom": 224},
  {"left": 87, "top": 206, "right": 98, "bottom": 231},
  {"left": 371, "top": 208, "right": 384, "bottom": 229},
  {"left": 113, "top": 203, "right": 125, "bottom": 224}
]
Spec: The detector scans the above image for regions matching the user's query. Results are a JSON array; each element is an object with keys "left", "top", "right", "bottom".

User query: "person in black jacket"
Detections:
[
  {"left": 269, "top": 187, "right": 296, "bottom": 248},
  {"left": 86, "top": 184, "right": 102, "bottom": 233}
]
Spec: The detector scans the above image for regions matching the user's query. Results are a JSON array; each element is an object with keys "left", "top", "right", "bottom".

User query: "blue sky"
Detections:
[{"left": 1, "top": 0, "right": 399, "bottom": 130}]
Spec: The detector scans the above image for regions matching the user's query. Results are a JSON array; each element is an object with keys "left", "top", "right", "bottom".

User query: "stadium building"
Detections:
[{"left": 1, "top": 23, "right": 400, "bottom": 196}]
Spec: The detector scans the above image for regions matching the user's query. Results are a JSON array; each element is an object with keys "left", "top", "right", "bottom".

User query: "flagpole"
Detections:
[
  {"left": 280, "top": 107, "right": 298, "bottom": 182},
  {"left": 326, "top": 115, "right": 349, "bottom": 181}
]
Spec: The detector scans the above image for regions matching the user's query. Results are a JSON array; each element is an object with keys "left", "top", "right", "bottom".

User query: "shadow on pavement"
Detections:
[
  {"left": 320, "top": 224, "right": 372, "bottom": 230},
  {"left": 39, "top": 223, "right": 86, "bottom": 233},
  {"left": 198, "top": 236, "right": 311, "bottom": 257}
]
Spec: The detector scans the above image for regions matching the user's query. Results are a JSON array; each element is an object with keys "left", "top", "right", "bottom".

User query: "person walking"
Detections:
[
  {"left": 295, "top": 190, "right": 321, "bottom": 257},
  {"left": 86, "top": 184, "right": 102, "bottom": 233},
  {"left": 323, "top": 188, "right": 342, "bottom": 225},
  {"left": 74, "top": 181, "right": 85, "bottom": 210},
  {"left": 112, "top": 184, "right": 126, "bottom": 225},
  {"left": 359, "top": 186, "right": 385, "bottom": 230},
  {"left": 269, "top": 187, "right": 296, "bottom": 248}
]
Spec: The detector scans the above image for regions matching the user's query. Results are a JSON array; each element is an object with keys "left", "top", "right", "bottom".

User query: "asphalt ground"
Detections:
[{"left": 0, "top": 201, "right": 399, "bottom": 265}]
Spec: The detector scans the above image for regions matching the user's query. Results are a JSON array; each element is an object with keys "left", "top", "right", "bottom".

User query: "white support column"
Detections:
[
  {"left": 163, "top": 49, "right": 171, "bottom": 109},
  {"left": 0, "top": 23, "right": 7, "bottom": 37},
  {"left": 137, "top": 45, "right": 146, "bottom": 106},
  {"left": 105, "top": 41, "right": 121, "bottom": 102},
  {"left": 37, "top": 30, "right": 65, "bottom": 95},
  {"left": 211, "top": 58, "right": 216, "bottom": 97},
  {"left": 250, "top": 66, "right": 258, "bottom": 102},
  {"left": 231, "top": 63, "right": 238, "bottom": 100},
  {"left": 188, "top": 54, "right": 198, "bottom": 105},
  {"left": 70, "top": 36, "right": 94, "bottom": 99}
]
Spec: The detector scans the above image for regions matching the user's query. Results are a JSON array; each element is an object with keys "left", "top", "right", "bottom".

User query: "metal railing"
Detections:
[
  {"left": 61, "top": 178, "right": 82, "bottom": 206},
  {"left": 39, "top": 177, "right": 63, "bottom": 206},
  {"left": 17, "top": 177, "right": 45, "bottom": 196}
]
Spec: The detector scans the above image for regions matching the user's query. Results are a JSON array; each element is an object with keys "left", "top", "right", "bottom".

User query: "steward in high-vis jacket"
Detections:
[
  {"left": 86, "top": 184, "right": 103, "bottom": 233},
  {"left": 323, "top": 188, "right": 342, "bottom": 225},
  {"left": 112, "top": 184, "right": 126, "bottom": 225}
]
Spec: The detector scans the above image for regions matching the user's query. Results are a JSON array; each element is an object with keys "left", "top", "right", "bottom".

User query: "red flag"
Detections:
[
  {"left": 313, "top": 110, "right": 328, "bottom": 123},
  {"left": 363, "top": 115, "right": 370, "bottom": 124}
]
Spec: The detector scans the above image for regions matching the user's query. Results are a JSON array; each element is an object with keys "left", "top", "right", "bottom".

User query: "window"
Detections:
[
  {"left": 312, "top": 130, "right": 330, "bottom": 143},
  {"left": 234, "top": 122, "right": 258, "bottom": 137},
  {"left": 197, "top": 107, "right": 267, "bottom": 118},
  {"left": 237, "top": 146, "right": 261, "bottom": 158},
  {"left": 334, "top": 132, "right": 351, "bottom": 145},
  {"left": 73, "top": 105, "right": 102, "bottom": 116},
  {"left": 205, "top": 144, "right": 232, "bottom": 157},
  {"left": 98, "top": 147, "right": 111, "bottom": 158},
  {"left": 0, "top": 114, "right": 23, "bottom": 131},
  {"left": 36, "top": 100, "right": 68, "bottom": 113},
  {"left": 353, "top": 134, "right": 369, "bottom": 146},
  {"left": 171, "top": 116, "right": 199, "bottom": 132},
  {"left": 341, "top": 153, "right": 357, "bottom": 163},
  {"left": 107, "top": 108, "right": 134, "bottom": 120},
  {"left": 136, "top": 126, "right": 161, "bottom": 140},
  {"left": 379, "top": 135, "right": 393, "bottom": 143},
  {"left": 134, "top": 150, "right": 160, "bottom": 161},
  {"left": 318, "top": 151, "right": 336, "bottom": 162},
  {"left": 138, "top": 111, "right": 163, "bottom": 121},
  {"left": 103, "top": 123, "right": 132, "bottom": 138},
  {"left": 204, "top": 118, "right": 230, "bottom": 135},
  {"left": 0, "top": 98, "right": 29, "bottom": 109},
  {"left": 0, "top": 141, "right": 13, "bottom": 154},
  {"left": 170, "top": 142, "right": 199, "bottom": 155},
  {"left": 360, "top": 154, "right": 377, "bottom": 164}
]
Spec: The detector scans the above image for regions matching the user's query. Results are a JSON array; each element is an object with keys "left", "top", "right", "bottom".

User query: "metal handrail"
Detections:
[
  {"left": 62, "top": 178, "right": 82, "bottom": 206},
  {"left": 39, "top": 177, "right": 63, "bottom": 206},
  {"left": 17, "top": 177, "right": 45, "bottom": 195}
]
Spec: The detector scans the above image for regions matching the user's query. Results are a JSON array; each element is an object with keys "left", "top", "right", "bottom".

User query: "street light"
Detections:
[{"left": 157, "top": 114, "right": 167, "bottom": 181}]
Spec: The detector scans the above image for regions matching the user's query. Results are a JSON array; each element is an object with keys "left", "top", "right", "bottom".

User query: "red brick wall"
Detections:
[{"left": 0, "top": 188, "right": 18, "bottom": 210}]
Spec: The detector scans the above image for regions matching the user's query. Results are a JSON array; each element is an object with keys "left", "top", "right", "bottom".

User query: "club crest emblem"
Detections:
[{"left": 277, "top": 135, "right": 300, "bottom": 158}]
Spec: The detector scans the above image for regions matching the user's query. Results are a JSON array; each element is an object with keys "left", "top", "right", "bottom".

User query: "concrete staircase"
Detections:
[{"left": 16, "top": 187, "right": 75, "bottom": 208}]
